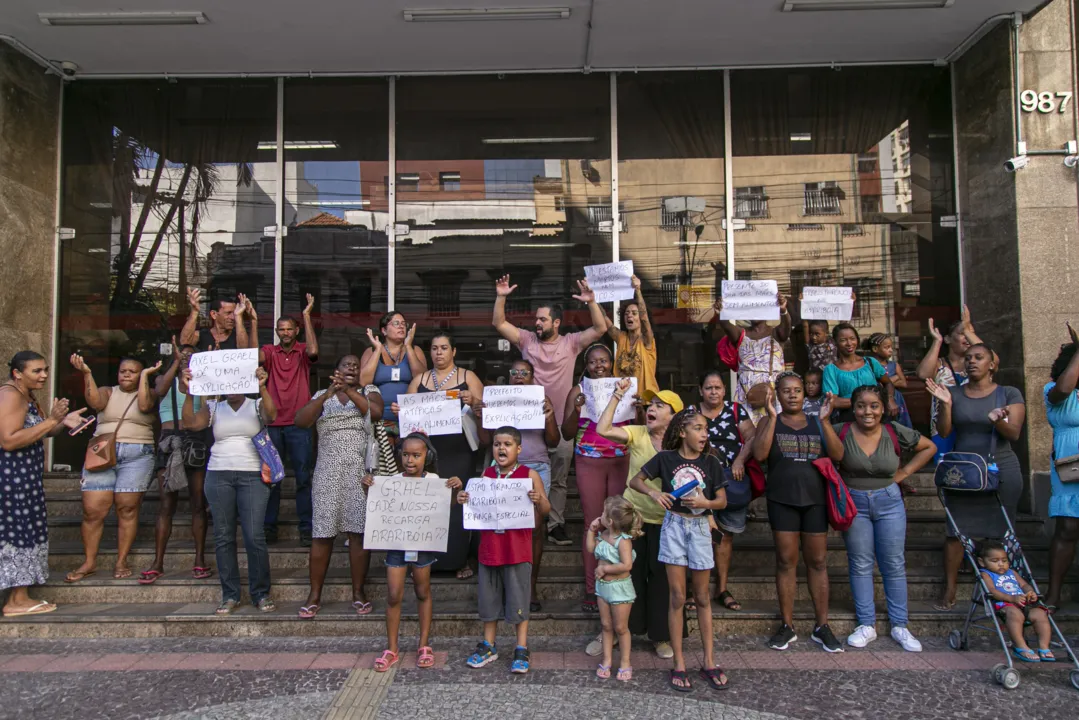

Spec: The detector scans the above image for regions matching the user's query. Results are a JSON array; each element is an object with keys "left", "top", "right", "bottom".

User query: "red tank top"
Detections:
[{"left": 477, "top": 464, "right": 534, "bottom": 567}]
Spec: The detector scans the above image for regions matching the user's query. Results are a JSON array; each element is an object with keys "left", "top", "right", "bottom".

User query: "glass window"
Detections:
[
  {"left": 282, "top": 78, "right": 389, "bottom": 386},
  {"left": 57, "top": 79, "right": 277, "bottom": 467},
  {"left": 730, "top": 67, "right": 959, "bottom": 432},
  {"left": 394, "top": 75, "right": 611, "bottom": 382},
  {"left": 617, "top": 72, "right": 726, "bottom": 399}
]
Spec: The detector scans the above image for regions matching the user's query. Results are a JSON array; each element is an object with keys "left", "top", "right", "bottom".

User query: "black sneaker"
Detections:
[
  {"left": 299, "top": 529, "right": 312, "bottom": 547},
  {"left": 768, "top": 623, "right": 797, "bottom": 651},
  {"left": 547, "top": 525, "right": 572, "bottom": 546},
  {"left": 812, "top": 624, "right": 844, "bottom": 653},
  {"left": 264, "top": 526, "right": 278, "bottom": 544}
]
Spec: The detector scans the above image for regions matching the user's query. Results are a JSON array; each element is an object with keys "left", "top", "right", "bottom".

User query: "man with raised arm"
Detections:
[
  {"left": 178, "top": 288, "right": 249, "bottom": 351},
  {"left": 491, "top": 274, "right": 606, "bottom": 545}
]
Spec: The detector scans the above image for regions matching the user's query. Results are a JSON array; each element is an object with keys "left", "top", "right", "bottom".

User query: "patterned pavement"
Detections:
[{"left": 0, "top": 635, "right": 1077, "bottom": 719}]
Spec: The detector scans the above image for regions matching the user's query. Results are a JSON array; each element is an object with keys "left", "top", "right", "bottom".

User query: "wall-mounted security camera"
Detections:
[
  {"left": 1003, "top": 155, "right": 1029, "bottom": 173},
  {"left": 60, "top": 61, "right": 78, "bottom": 77}
]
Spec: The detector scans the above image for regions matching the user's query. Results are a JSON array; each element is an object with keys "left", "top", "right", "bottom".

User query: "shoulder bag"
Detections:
[
  {"left": 84, "top": 392, "right": 139, "bottom": 473},
  {"left": 934, "top": 387, "right": 1005, "bottom": 492},
  {"left": 171, "top": 383, "right": 208, "bottom": 469},
  {"left": 248, "top": 399, "right": 286, "bottom": 485},
  {"left": 808, "top": 417, "right": 857, "bottom": 532}
]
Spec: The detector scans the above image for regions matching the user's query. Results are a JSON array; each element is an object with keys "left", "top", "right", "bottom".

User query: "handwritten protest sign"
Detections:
[
  {"left": 364, "top": 476, "right": 451, "bottom": 552},
  {"left": 463, "top": 476, "right": 535, "bottom": 531},
  {"left": 482, "top": 385, "right": 545, "bottom": 430},
  {"left": 720, "top": 280, "right": 779, "bottom": 321},
  {"left": 800, "top": 287, "right": 854, "bottom": 321},
  {"left": 188, "top": 349, "right": 259, "bottom": 396},
  {"left": 581, "top": 376, "right": 638, "bottom": 424},
  {"left": 585, "top": 260, "right": 635, "bottom": 303},
  {"left": 398, "top": 391, "right": 462, "bottom": 437}
]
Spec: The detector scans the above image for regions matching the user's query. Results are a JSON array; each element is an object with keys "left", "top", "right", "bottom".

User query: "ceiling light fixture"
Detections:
[
  {"left": 257, "top": 141, "right": 339, "bottom": 150},
  {"left": 482, "top": 136, "right": 595, "bottom": 145},
  {"left": 39, "top": 11, "right": 209, "bottom": 26},
  {"left": 790, "top": 133, "right": 812, "bottom": 142},
  {"left": 404, "top": 7, "right": 570, "bottom": 22},
  {"left": 782, "top": 0, "right": 953, "bottom": 11}
]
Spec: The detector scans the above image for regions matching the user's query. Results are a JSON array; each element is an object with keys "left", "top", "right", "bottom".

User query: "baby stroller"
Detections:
[{"left": 939, "top": 486, "right": 1079, "bottom": 691}]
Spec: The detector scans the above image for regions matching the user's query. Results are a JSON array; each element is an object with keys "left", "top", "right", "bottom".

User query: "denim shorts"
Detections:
[
  {"left": 81, "top": 442, "right": 155, "bottom": 493},
  {"left": 715, "top": 505, "right": 747, "bottom": 534},
  {"left": 658, "top": 513, "right": 714, "bottom": 570},
  {"left": 384, "top": 550, "right": 439, "bottom": 569},
  {"left": 596, "top": 575, "right": 636, "bottom": 605},
  {"left": 525, "top": 461, "right": 551, "bottom": 495}
]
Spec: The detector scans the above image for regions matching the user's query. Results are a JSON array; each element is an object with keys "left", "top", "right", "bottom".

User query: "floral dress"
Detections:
[
  {"left": 735, "top": 334, "right": 784, "bottom": 426},
  {"left": 310, "top": 386, "right": 377, "bottom": 538},
  {"left": 0, "top": 398, "right": 49, "bottom": 590}
]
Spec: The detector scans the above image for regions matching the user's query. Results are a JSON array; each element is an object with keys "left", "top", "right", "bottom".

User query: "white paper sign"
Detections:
[
  {"left": 585, "top": 260, "right": 635, "bottom": 303},
  {"left": 800, "top": 286, "right": 854, "bottom": 321},
  {"left": 463, "top": 476, "right": 535, "bottom": 531},
  {"left": 580, "top": 376, "right": 638, "bottom": 424},
  {"left": 363, "top": 475, "right": 452, "bottom": 552},
  {"left": 482, "top": 385, "right": 545, "bottom": 430},
  {"left": 720, "top": 280, "right": 780, "bottom": 321},
  {"left": 398, "top": 392, "right": 463, "bottom": 437},
  {"left": 187, "top": 349, "right": 259, "bottom": 396}
]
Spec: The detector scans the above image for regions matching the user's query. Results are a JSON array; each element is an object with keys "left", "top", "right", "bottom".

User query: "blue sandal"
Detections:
[
  {"left": 1012, "top": 647, "right": 1040, "bottom": 663},
  {"left": 510, "top": 646, "right": 530, "bottom": 674},
  {"left": 1037, "top": 648, "right": 1057, "bottom": 662}
]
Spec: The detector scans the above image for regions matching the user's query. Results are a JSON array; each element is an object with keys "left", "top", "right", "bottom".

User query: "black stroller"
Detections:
[{"left": 939, "top": 487, "right": 1079, "bottom": 690}]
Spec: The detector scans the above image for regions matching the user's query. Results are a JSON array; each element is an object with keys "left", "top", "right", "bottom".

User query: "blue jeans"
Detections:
[
  {"left": 843, "top": 483, "right": 908, "bottom": 628},
  {"left": 264, "top": 425, "right": 313, "bottom": 531},
  {"left": 205, "top": 470, "right": 272, "bottom": 605}
]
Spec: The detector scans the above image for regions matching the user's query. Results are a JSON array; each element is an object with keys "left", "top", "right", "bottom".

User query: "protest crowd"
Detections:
[{"left": 9, "top": 262, "right": 1079, "bottom": 692}]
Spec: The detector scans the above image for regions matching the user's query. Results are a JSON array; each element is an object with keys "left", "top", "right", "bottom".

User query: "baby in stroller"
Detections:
[{"left": 977, "top": 539, "right": 1055, "bottom": 662}]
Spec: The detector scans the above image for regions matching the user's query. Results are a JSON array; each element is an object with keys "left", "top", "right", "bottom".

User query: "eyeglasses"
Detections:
[
  {"left": 508, "top": 369, "right": 532, "bottom": 378},
  {"left": 387, "top": 320, "right": 406, "bottom": 328}
]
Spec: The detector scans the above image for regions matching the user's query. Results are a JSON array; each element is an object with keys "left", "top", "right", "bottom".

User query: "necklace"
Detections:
[
  {"left": 384, "top": 342, "right": 404, "bottom": 366},
  {"left": 432, "top": 366, "right": 458, "bottom": 392},
  {"left": 495, "top": 462, "right": 520, "bottom": 478}
]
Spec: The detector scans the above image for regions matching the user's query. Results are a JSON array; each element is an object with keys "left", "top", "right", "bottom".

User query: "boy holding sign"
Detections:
[{"left": 458, "top": 427, "right": 550, "bottom": 674}]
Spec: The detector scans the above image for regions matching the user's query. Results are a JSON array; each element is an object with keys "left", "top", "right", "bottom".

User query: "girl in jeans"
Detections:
[
  {"left": 819, "top": 385, "right": 935, "bottom": 651},
  {"left": 181, "top": 366, "right": 278, "bottom": 615}
]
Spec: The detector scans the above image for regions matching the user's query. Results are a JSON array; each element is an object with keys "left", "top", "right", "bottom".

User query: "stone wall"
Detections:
[{"left": 0, "top": 45, "right": 60, "bottom": 375}]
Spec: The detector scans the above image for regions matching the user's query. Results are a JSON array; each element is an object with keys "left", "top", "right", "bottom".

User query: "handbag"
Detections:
[
  {"left": 1054, "top": 452, "right": 1079, "bottom": 483},
  {"left": 741, "top": 336, "right": 777, "bottom": 410},
  {"left": 934, "top": 387, "right": 1005, "bottom": 492},
  {"left": 716, "top": 329, "right": 744, "bottom": 371},
  {"left": 170, "top": 383, "right": 208, "bottom": 469},
  {"left": 83, "top": 393, "right": 138, "bottom": 473},
  {"left": 730, "top": 401, "right": 766, "bottom": 500},
  {"left": 809, "top": 417, "right": 858, "bottom": 531},
  {"left": 249, "top": 400, "right": 285, "bottom": 485}
]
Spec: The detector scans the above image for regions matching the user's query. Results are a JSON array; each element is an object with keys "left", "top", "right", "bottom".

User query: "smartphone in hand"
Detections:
[{"left": 68, "top": 415, "right": 96, "bottom": 436}]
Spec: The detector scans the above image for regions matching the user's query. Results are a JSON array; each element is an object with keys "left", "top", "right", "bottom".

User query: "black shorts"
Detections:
[{"left": 767, "top": 500, "right": 828, "bottom": 534}]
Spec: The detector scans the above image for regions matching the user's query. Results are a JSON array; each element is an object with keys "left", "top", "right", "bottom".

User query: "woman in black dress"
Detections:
[{"left": 394, "top": 332, "right": 484, "bottom": 578}]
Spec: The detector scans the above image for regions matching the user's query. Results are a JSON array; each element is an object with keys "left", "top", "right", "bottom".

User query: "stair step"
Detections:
[{"left": 5, "top": 598, "right": 1078, "bottom": 639}]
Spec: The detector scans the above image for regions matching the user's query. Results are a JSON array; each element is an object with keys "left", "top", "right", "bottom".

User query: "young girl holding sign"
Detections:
[
  {"left": 627, "top": 409, "right": 730, "bottom": 692},
  {"left": 458, "top": 426, "right": 550, "bottom": 673},
  {"left": 561, "top": 344, "right": 629, "bottom": 613},
  {"left": 363, "top": 433, "right": 462, "bottom": 672}
]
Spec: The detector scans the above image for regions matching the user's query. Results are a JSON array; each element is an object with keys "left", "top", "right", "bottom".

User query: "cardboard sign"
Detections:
[
  {"left": 363, "top": 475, "right": 452, "bottom": 552},
  {"left": 482, "top": 385, "right": 545, "bottom": 430},
  {"left": 720, "top": 279, "right": 779, "bottom": 321},
  {"left": 801, "top": 286, "right": 854, "bottom": 321},
  {"left": 580, "top": 376, "right": 638, "bottom": 424},
  {"left": 585, "top": 260, "right": 635, "bottom": 303},
  {"left": 187, "top": 349, "right": 259, "bottom": 396},
  {"left": 398, "top": 391, "right": 462, "bottom": 437},
  {"left": 462, "top": 476, "right": 535, "bottom": 531}
]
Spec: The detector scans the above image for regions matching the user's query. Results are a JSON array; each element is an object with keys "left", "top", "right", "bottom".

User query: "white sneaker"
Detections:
[
  {"left": 585, "top": 633, "right": 603, "bottom": 657},
  {"left": 654, "top": 641, "right": 674, "bottom": 659},
  {"left": 891, "top": 627, "right": 923, "bottom": 653},
  {"left": 846, "top": 625, "right": 878, "bottom": 648}
]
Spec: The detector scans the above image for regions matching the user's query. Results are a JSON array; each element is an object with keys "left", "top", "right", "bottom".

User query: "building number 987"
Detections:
[{"left": 1021, "top": 90, "right": 1073, "bottom": 114}]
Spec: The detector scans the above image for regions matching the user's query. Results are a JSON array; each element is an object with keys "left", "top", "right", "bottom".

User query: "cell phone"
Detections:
[{"left": 68, "top": 415, "right": 96, "bottom": 436}]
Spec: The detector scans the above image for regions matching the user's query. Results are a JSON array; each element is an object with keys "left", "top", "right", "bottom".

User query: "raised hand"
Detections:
[
  {"left": 69, "top": 353, "right": 91, "bottom": 374},
  {"left": 713, "top": 297, "right": 724, "bottom": 314},
  {"left": 925, "top": 379, "right": 951, "bottom": 404},
  {"left": 572, "top": 279, "right": 595, "bottom": 304},
  {"left": 615, "top": 378, "right": 632, "bottom": 395},
  {"left": 543, "top": 396, "right": 554, "bottom": 417},
  {"left": 142, "top": 361, "right": 163, "bottom": 376},
  {"left": 187, "top": 287, "right": 201, "bottom": 313},
  {"left": 329, "top": 371, "right": 346, "bottom": 393},
  {"left": 777, "top": 293, "right": 788, "bottom": 313},
  {"left": 819, "top": 392, "right": 834, "bottom": 418},
  {"left": 928, "top": 318, "right": 942, "bottom": 342},
  {"left": 256, "top": 367, "right": 268, "bottom": 387},
  {"left": 170, "top": 335, "right": 182, "bottom": 363},
  {"left": 961, "top": 304, "right": 974, "bottom": 333},
  {"left": 49, "top": 398, "right": 70, "bottom": 422},
  {"left": 765, "top": 386, "right": 778, "bottom": 416},
  {"left": 244, "top": 295, "right": 257, "bottom": 320},
  {"left": 366, "top": 327, "right": 382, "bottom": 349},
  {"left": 180, "top": 368, "right": 193, "bottom": 390},
  {"left": 405, "top": 323, "right": 417, "bottom": 347},
  {"left": 303, "top": 293, "right": 315, "bottom": 317},
  {"left": 235, "top": 293, "right": 248, "bottom": 317},
  {"left": 495, "top": 275, "right": 517, "bottom": 297},
  {"left": 631, "top": 274, "right": 641, "bottom": 290}
]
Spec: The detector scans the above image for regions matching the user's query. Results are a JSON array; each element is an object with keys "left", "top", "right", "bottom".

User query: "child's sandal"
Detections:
[
  {"left": 596, "top": 664, "right": 611, "bottom": 679},
  {"left": 417, "top": 646, "right": 435, "bottom": 668},
  {"left": 374, "top": 649, "right": 399, "bottom": 672},
  {"left": 616, "top": 667, "right": 633, "bottom": 682},
  {"left": 1012, "top": 647, "right": 1040, "bottom": 663},
  {"left": 1037, "top": 648, "right": 1057, "bottom": 662}
]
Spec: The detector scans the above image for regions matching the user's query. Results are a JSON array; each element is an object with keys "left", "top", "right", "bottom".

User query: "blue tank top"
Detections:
[
  {"left": 159, "top": 381, "right": 201, "bottom": 425},
  {"left": 373, "top": 351, "right": 412, "bottom": 421}
]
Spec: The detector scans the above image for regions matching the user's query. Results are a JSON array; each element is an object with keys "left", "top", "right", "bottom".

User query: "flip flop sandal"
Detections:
[
  {"left": 192, "top": 566, "right": 212, "bottom": 580},
  {"left": 699, "top": 667, "right": 730, "bottom": 691},
  {"left": 684, "top": 600, "right": 697, "bottom": 612},
  {"left": 596, "top": 664, "right": 611, "bottom": 679},
  {"left": 456, "top": 567, "right": 474, "bottom": 580},
  {"left": 137, "top": 570, "right": 163, "bottom": 585},
  {"left": 374, "top": 649, "right": 399, "bottom": 672},
  {"left": 3, "top": 601, "right": 57, "bottom": 618},
  {"left": 581, "top": 596, "right": 598, "bottom": 614},
  {"left": 717, "top": 590, "right": 741, "bottom": 611},
  {"left": 1012, "top": 647, "right": 1040, "bottom": 663},
  {"left": 353, "top": 600, "right": 373, "bottom": 616},
  {"left": 298, "top": 604, "right": 321, "bottom": 619},
  {"left": 417, "top": 646, "right": 435, "bottom": 669},
  {"left": 932, "top": 599, "right": 956, "bottom": 612},
  {"left": 668, "top": 669, "right": 693, "bottom": 693},
  {"left": 113, "top": 567, "right": 133, "bottom": 580},
  {"left": 617, "top": 667, "right": 633, "bottom": 682},
  {"left": 1037, "top": 648, "right": 1057, "bottom": 662},
  {"left": 215, "top": 599, "right": 239, "bottom": 616},
  {"left": 64, "top": 569, "right": 96, "bottom": 584}
]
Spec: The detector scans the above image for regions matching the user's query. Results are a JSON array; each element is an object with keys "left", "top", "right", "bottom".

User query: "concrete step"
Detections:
[{"left": 4, "top": 598, "right": 1078, "bottom": 639}]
